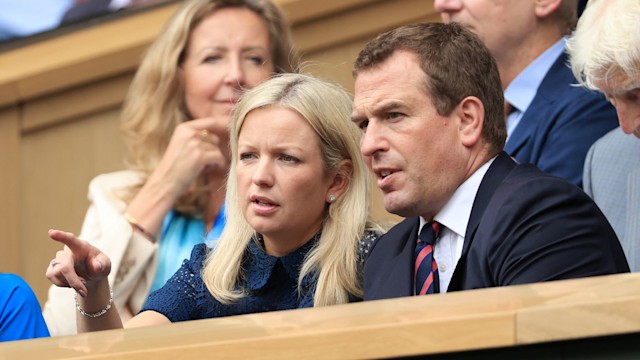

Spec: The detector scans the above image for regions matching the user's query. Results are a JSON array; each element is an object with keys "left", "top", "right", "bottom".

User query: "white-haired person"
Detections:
[
  {"left": 46, "top": 73, "right": 381, "bottom": 330},
  {"left": 43, "top": 0, "right": 299, "bottom": 335},
  {"left": 567, "top": 0, "right": 640, "bottom": 271}
]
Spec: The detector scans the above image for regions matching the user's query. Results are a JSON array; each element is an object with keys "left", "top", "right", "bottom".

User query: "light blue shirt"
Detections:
[
  {"left": 504, "top": 38, "right": 566, "bottom": 139},
  {"left": 150, "top": 205, "right": 226, "bottom": 292}
]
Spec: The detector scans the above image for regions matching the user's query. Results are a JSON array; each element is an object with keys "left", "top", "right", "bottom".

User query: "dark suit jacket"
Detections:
[
  {"left": 505, "top": 51, "right": 618, "bottom": 188},
  {"left": 364, "top": 152, "right": 629, "bottom": 301}
]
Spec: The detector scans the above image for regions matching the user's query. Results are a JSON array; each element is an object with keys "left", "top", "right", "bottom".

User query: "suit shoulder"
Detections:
[
  {"left": 368, "top": 218, "right": 418, "bottom": 256},
  {"left": 87, "top": 170, "right": 145, "bottom": 205},
  {"left": 498, "top": 165, "right": 590, "bottom": 204},
  {"left": 89, "top": 170, "right": 145, "bottom": 193},
  {"left": 590, "top": 128, "right": 640, "bottom": 157}
]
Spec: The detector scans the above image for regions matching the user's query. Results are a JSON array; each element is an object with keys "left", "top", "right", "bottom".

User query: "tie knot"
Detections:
[
  {"left": 504, "top": 101, "right": 517, "bottom": 118},
  {"left": 418, "top": 222, "right": 440, "bottom": 245}
]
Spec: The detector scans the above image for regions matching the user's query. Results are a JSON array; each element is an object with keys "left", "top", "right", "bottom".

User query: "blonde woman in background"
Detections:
[
  {"left": 43, "top": 0, "right": 298, "bottom": 335},
  {"left": 46, "top": 73, "right": 381, "bottom": 330}
]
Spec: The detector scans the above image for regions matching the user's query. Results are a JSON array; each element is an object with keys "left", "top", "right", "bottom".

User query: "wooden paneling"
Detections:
[
  {"left": 294, "top": 0, "right": 439, "bottom": 53},
  {"left": 22, "top": 74, "right": 132, "bottom": 133},
  {"left": 0, "top": 107, "right": 20, "bottom": 274},
  {"left": 20, "top": 109, "right": 127, "bottom": 299}
]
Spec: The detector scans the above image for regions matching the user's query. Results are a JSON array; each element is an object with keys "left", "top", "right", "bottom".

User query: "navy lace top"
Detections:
[{"left": 141, "top": 231, "right": 378, "bottom": 322}]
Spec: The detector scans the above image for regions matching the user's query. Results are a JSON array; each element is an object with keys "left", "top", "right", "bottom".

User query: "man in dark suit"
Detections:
[
  {"left": 434, "top": 0, "right": 618, "bottom": 188},
  {"left": 351, "top": 22, "right": 629, "bottom": 301}
]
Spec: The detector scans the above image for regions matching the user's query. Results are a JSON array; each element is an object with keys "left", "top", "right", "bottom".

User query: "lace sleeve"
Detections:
[
  {"left": 357, "top": 230, "right": 379, "bottom": 266},
  {"left": 140, "top": 244, "right": 209, "bottom": 322}
]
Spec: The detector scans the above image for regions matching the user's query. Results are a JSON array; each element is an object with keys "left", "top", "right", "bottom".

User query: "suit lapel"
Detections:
[
  {"left": 364, "top": 218, "right": 419, "bottom": 299},
  {"left": 505, "top": 52, "right": 569, "bottom": 157},
  {"left": 448, "top": 153, "right": 516, "bottom": 291},
  {"left": 462, "top": 152, "right": 516, "bottom": 255}
]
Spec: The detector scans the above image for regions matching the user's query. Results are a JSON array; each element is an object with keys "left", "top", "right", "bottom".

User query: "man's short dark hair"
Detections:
[{"left": 354, "top": 22, "right": 506, "bottom": 155}]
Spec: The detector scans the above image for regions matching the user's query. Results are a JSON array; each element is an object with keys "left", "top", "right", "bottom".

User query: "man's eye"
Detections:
[
  {"left": 358, "top": 120, "right": 369, "bottom": 130},
  {"left": 625, "top": 89, "right": 639, "bottom": 103}
]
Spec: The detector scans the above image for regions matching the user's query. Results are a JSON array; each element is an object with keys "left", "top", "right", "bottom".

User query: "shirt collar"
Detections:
[
  {"left": 243, "top": 232, "right": 319, "bottom": 291},
  {"left": 504, "top": 38, "right": 566, "bottom": 114},
  {"left": 420, "top": 156, "right": 496, "bottom": 238}
]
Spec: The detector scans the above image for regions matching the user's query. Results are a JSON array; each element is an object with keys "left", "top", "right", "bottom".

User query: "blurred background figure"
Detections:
[
  {"left": 0, "top": 0, "right": 73, "bottom": 42},
  {"left": 60, "top": 0, "right": 167, "bottom": 25},
  {"left": 568, "top": 0, "right": 640, "bottom": 271},
  {"left": 43, "top": 0, "right": 298, "bottom": 336},
  {"left": 0, "top": 274, "right": 50, "bottom": 342}
]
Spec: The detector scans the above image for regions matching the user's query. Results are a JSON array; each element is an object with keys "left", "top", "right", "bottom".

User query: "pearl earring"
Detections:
[{"left": 328, "top": 194, "right": 336, "bottom": 203}]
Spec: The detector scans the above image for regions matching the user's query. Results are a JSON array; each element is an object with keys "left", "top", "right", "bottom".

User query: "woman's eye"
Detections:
[
  {"left": 203, "top": 55, "right": 221, "bottom": 63},
  {"left": 247, "top": 56, "right": 265, "bottom": 65},
  {"left": 239, "top": 153, "right": 256, "bottom": 161},
  {"left": 280, "top": 154, "right": 298, "bottom": 163}
]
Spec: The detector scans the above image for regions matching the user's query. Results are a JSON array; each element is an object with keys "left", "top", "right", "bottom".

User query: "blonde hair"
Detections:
[
  {"left": 568, "top": 0, "right": 640, "bottom": 92},
  {"left": 203, "top": 73, "right": 371, "bottom": 306},
  {"left": 120, "top": 0, "right": 298, "bottom": 216}
]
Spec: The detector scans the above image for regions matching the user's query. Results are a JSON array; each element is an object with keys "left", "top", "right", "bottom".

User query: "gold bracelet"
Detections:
[
  {"left": 124, "top": 212, "right": 157, "bottom": 242},
  {"left": 74, "top": 286, "right": 113, "bottom": 318}
]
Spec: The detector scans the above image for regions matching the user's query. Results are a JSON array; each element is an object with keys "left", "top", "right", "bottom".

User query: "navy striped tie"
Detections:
[{"left": 414, "top": 222, "right": 440, "bottom": 295}]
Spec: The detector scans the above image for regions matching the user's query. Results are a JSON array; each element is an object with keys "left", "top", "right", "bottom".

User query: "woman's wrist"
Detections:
[
  {"left": 76, "top": 279, "right": 112, "bottom": 316},
  {"left": 75, "top": 286, "right": 113, "bottom": 318}
]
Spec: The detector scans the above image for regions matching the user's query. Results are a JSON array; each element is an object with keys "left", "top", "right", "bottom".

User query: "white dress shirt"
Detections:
[{"left": 419, "top": 156, "right": 496, "bottom": 293}]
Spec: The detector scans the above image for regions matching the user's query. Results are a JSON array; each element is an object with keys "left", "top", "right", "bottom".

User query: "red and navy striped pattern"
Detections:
[{"left": 414, "top": 222, "right": 441, "bottom": 295}]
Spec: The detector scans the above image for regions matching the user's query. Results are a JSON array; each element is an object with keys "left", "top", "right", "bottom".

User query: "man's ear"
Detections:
[
  {"left": 534, "top": 0, "right": 562, "bottom": 18},
  {"left": 456, "top": 96, "right": 484, "bottom": 148}
]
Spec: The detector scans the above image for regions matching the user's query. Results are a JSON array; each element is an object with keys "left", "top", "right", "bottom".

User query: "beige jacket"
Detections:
[{"left": 43, "top": 171, "right": 159, "bottom": 336}]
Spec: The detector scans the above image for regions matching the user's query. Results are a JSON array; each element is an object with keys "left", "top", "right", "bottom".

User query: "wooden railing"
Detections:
[{"left": 2, "top": 273, "right": 640, "bottom": 359}]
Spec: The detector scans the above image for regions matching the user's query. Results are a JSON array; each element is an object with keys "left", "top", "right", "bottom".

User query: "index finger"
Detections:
[{"left": 48, "top": 229, "right": 87, "bottom": 253}]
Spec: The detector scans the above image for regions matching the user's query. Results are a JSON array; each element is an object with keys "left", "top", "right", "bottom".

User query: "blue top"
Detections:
[
  {"left": 150, "top": 205, "right": 226, "bottom": 292},
  {"left": 0, "top": 274, "right": 50, "bottom": 342},
  {"left": 142, "top": 235, "right": 319, "bottom": 321}
]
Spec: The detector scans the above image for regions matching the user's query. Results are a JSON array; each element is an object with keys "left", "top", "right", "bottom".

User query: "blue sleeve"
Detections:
[
  {"left": 0, "top": 274, "right": 50, "bottom": 342},
  {"left": 141, "top": 244, "right": 209, "bottom": 322},
  {"left": 534, "top": 93, "right": 617, "bottom": 188}
]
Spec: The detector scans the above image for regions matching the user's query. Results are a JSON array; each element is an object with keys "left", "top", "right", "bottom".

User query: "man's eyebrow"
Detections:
[
  {"left": 351, "top": 100, "right": 405, "bottom": 122},
  {"left": 377, "top": 100, "right": 404, "bottom": 113}
]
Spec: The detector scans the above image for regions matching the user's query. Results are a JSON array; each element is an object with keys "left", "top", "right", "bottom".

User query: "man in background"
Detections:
[
  {"left": 568, "top": 0, "right": 640, "bottom": 271},
  {"left": 434, "top": 0, "right": 618, "bottom": 187}
]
